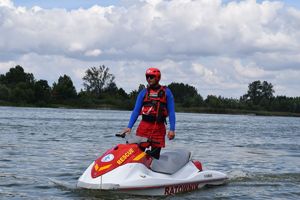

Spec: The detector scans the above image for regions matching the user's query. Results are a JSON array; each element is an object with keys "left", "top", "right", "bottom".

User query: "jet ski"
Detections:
[{"left": 77, "top": 133, "right": 228, "bottom": 196}]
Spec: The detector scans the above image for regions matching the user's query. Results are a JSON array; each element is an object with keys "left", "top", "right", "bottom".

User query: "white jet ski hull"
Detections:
[{"left": 78, "top": 161, "right": 228, "bottom": 196}]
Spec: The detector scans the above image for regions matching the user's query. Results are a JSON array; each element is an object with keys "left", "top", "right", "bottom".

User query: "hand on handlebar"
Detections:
[
  {"left": 123, "top": 128, "right": 131, "bottom": 135},
  {"left": 116, "top": 128, "right": 131, "bottom": 138},
  {"left": 167, "top": 130, "right": 175, "bottom": 140}
]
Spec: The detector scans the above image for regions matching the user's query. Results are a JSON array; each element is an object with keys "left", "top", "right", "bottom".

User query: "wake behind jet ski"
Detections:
[{"left": 77, "top": 133, "right": 228, "bottom": 196}]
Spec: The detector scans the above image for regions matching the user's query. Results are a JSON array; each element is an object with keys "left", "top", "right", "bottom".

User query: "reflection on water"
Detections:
[{"left": 0, "top": 107, "right": 299, "bottom": 199}]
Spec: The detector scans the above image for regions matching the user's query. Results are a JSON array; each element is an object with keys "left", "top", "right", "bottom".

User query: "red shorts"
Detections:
[{"left": 136, "top": 120, "right": 166, "bottom": 148}]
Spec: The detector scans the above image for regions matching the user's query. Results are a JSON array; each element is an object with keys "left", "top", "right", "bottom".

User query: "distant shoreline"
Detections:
[
  {"left": 176, "top": 107, "right": 300, "bottom": 117},
  {"left": 1, "top": 103, "right": 299, "bottom": 118}
]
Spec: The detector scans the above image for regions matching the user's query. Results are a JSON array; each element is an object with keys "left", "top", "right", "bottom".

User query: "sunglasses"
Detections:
[{"left": 146, "top": 75, "right": 155, "bottom": 80}]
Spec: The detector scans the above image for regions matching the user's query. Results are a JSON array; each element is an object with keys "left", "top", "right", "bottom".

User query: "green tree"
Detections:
[
  {"left": 0, "top": 65, "right": 36, "bottom": 104},
  {"left": 104, "top": 82, "right": 118, "bottom": 95},
  {"left": 241, "top": 80, "right": 275, "bottom": 107},
  {"left": 34, "top": 80, "right": 51, "bottom": 103},
  {"left": 1, "top": 65, "right": 34, "bottom": 87},
  {"left": 221, "top": 97, "right": 240, "bottom": 109},
  {"left": 117, "top": 88, "right": 129, "bottom": 99},
  {"left": 167, "top": 82, "right": 203, "bottom": 106},
  {"left": 261, "top": 81, "right": 274, "bottom": 99},
  {"left": 10, "top": 82, "right": 35, "bottom": 103},
  {"left": 245, "top": 80, "right": 262, "bottom": 104},
  {"left": 0, "top": 74, "right": 6, "bottom": 84},
  {"left": 52, "top": 75, "right": 77, "bottom": 101},
  {"left": 205, "top": 95, "right": 222, "bottom": 108},
  {"left": 293, "top": 97, "right": 300, "bottom": 113},
  {"left": 129, "top": 84, "right": 146, "bottom": 100},
  {"left": 83, "top": 65, "right": 115, "bottom": 97},
  {"left": 0, "top": 84, "right": 10, "bottom": 100}
]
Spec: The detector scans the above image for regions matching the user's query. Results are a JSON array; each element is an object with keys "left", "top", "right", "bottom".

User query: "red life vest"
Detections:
[{"left": 141, "top": 85, "right": 168, "bottom": 123}]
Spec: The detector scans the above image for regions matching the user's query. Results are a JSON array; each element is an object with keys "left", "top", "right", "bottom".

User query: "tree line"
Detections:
[{"left": 0, "top": 65, "right": 299, "bottom": 115}]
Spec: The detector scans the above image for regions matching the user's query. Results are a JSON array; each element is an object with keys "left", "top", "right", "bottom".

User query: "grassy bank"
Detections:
[{"left": 176, "top": 106, "right": 300, "bottom": 117}]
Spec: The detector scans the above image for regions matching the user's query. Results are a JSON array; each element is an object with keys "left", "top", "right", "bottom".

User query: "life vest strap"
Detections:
[{"left": 142, "top": 114, "right": 166, "bottom": 123}]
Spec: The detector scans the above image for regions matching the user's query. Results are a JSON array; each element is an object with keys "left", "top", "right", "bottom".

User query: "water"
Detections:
[{"left": 0, "top": 106, "right": 299, "bottom": 199}]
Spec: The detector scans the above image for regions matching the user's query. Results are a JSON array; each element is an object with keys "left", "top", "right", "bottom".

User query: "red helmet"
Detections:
[{"left": 145, "top": 68, "right": 161, "bottom": 82}]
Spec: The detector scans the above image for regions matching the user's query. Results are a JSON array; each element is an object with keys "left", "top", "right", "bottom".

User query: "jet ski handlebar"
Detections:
[
  {"left": 115, "top": 133, "right": 160, "bottom": 145},
  {"left": 115, "top": 133, "right": 126, "bottom": 138}
]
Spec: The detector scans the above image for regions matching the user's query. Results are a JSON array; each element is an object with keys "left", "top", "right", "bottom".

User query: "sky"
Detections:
[{"left": 0, "top": 0, "right": 300, "bottom": 98}]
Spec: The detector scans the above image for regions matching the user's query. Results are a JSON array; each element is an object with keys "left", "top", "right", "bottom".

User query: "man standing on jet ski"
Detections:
[{"left": 123, "top": 68, "right": 176, "bottom": 159}]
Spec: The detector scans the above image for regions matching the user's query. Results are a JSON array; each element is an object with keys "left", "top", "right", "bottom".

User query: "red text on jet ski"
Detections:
[{"left": 164, "top": 183, "right": 199, "bottom": 195}]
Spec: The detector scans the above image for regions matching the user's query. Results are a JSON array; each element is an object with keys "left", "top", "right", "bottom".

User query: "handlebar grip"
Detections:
[{"left": 115, "top": 133, "right": 126, "bottom": 138}]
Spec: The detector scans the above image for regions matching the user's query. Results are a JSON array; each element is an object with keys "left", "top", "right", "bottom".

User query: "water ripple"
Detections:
[{"left": 0, "top": 107, "right": 299, "bottom": 199}]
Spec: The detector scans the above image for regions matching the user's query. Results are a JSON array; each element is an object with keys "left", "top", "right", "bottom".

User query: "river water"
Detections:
[{"left": 0, "top": 106, "right": 299, "bottom": 199}]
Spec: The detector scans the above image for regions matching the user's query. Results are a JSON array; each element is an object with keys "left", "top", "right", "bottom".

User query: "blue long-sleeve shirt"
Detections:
[{"left": 127, "top": 87, "right": 176, "bottom": 131}]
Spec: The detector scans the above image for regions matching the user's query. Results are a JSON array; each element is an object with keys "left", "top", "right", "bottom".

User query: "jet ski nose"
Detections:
[
  {"left": 77, "top": 162, "right": 102, "bottom": 189},
  {"left": 77, "top": 173, "right": 102, "bottom": 189}
]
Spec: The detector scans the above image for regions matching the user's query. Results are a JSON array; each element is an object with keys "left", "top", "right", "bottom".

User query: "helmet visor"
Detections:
[{"left": 146, "top": 75, "right": 156, "bottom": 80}]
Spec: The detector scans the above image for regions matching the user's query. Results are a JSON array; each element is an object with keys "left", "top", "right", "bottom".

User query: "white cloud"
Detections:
[
  {"left": 192, "top": 63, "right": 221, "bottom": 85},
  {"left": 234, "top": 61, "right": 266, "bottom": 79},
  {"left": 0, "top": 0, "right": 13, "bottom": 8},
  {"left": 0, "top": 60, "right": 16, "bottom": 72},
  {"left": 84, "top": 49, "right": 102, "bottom": 57},
  {"left": 69, "top": 43, "right": 85, "bottom": 52},
  {"left": 1, "top": 0, "right": 295, "bottom": 61},
  {"left": 0, "top": 0, "right": 300, "bottom": 97}
]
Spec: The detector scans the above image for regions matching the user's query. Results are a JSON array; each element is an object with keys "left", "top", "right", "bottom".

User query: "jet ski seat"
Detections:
[{"left": 150, "top": 149, "right": 191, "bottom": 174}]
